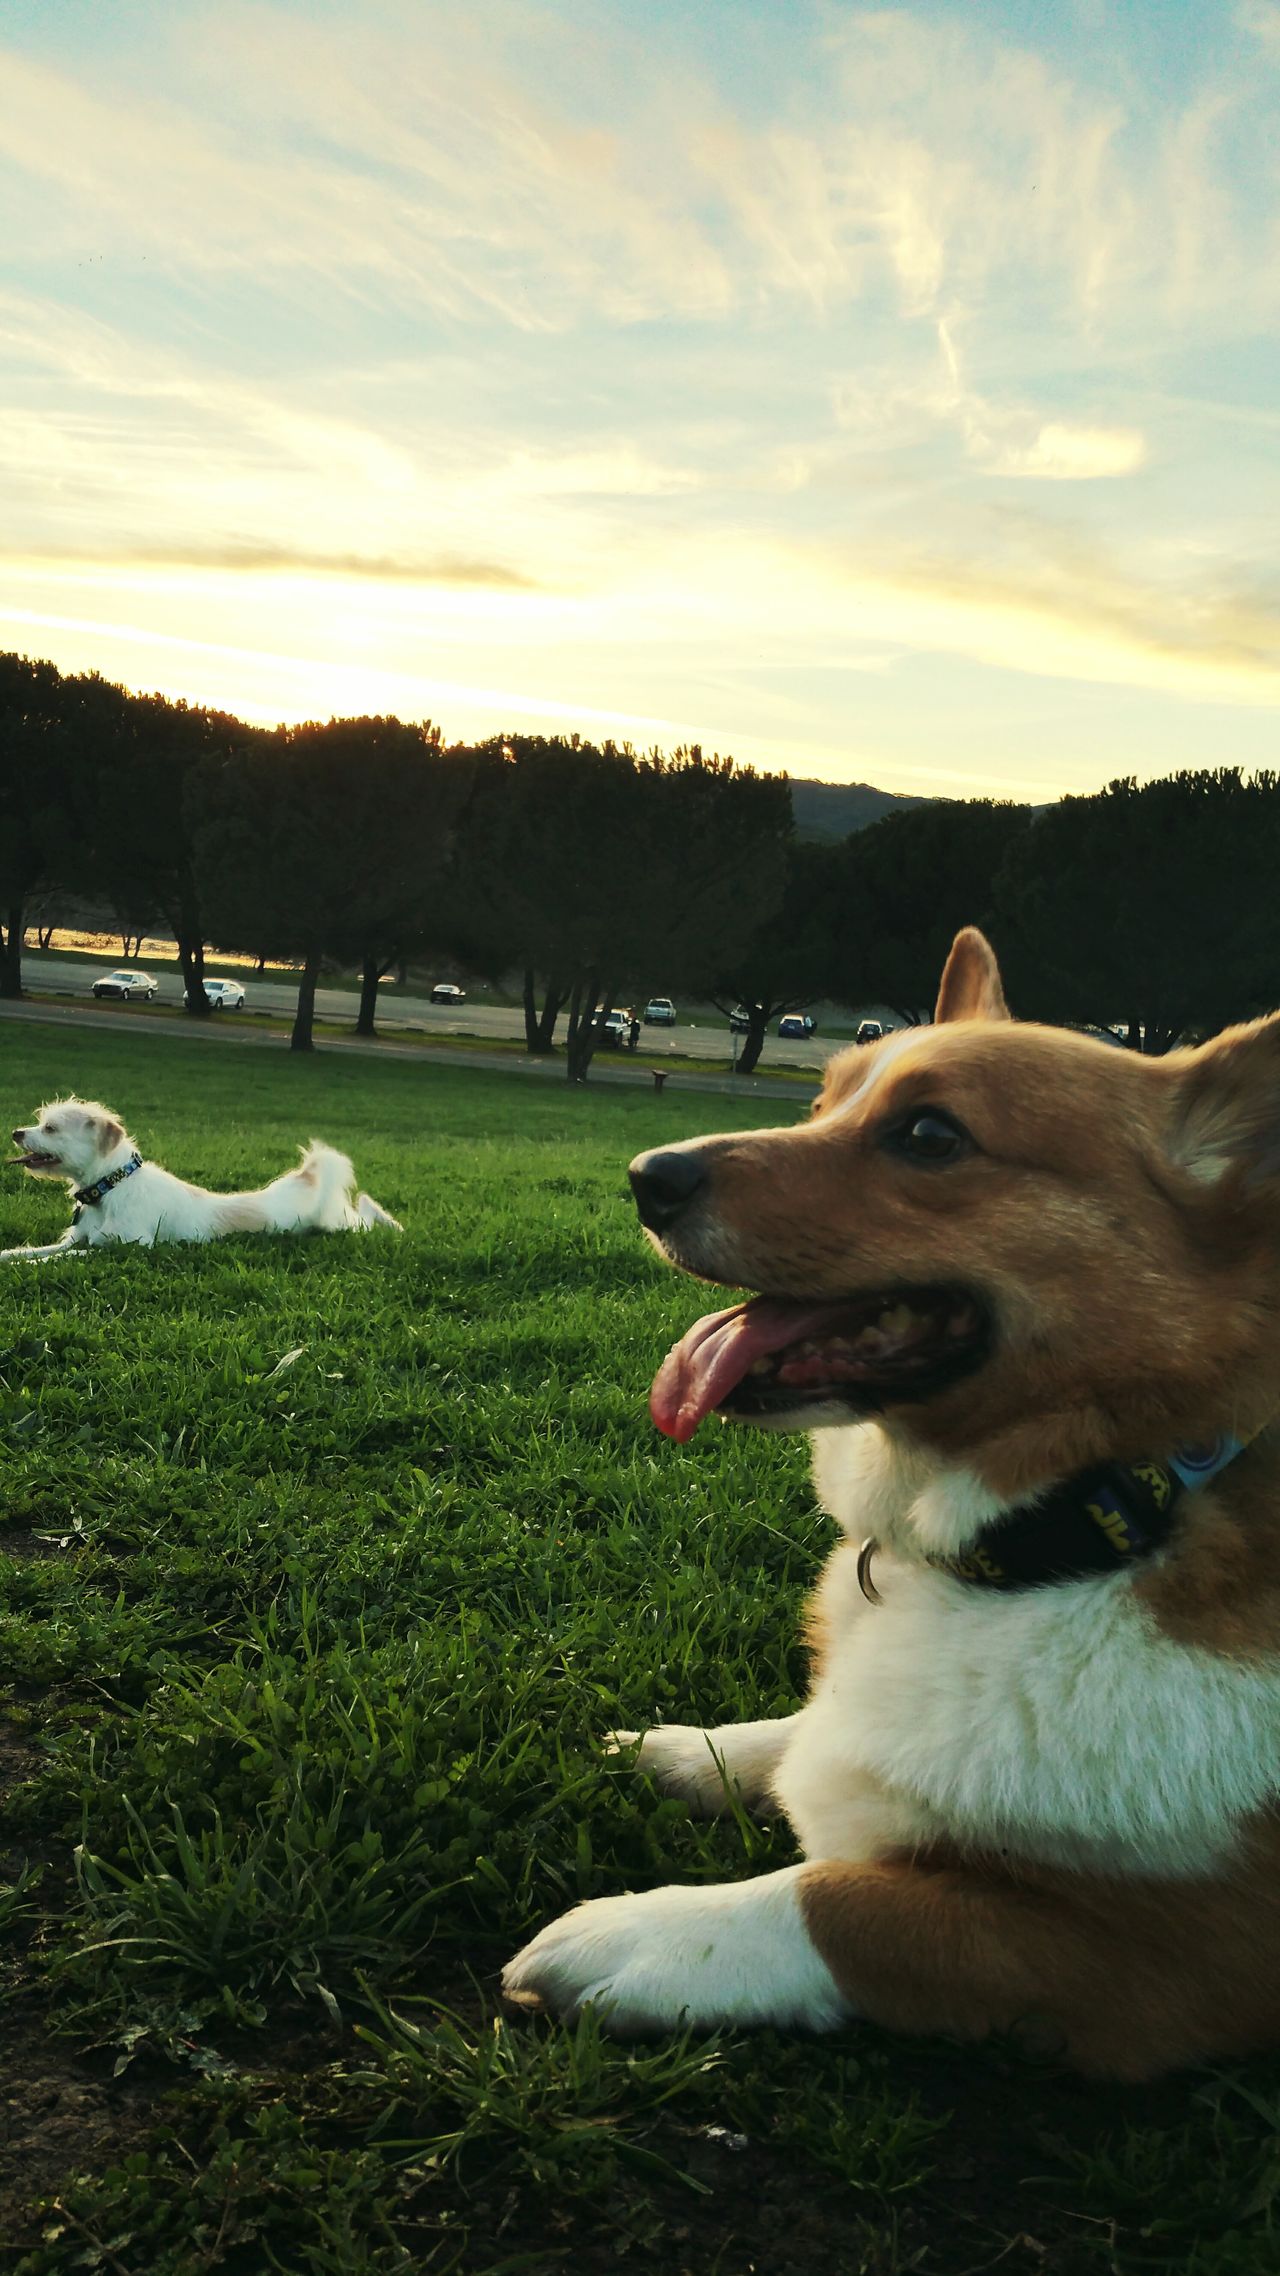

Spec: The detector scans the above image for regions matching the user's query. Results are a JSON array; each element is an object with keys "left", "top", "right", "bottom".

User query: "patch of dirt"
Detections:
[
  {"left": 0, "top": 1724, "right": 46, "bottom": 1806},
  {"left": 0, "top": 1529, "right": 67, "bottom": 1561},
  {"left": 0, "top": 2000, "right": 160, "bottom": 2232}
]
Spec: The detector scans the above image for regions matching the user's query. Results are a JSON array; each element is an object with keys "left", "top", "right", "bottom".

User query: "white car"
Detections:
[
  {"left": 601, "top": 1008, "right": 636, "bottom": 1046},
  {"left": 643, "top": 997, "right": 677, "bottom": 1025},
  {"left": 431, "top": 982, "right": 466, "bottom": 1006},
  {"left": 186, "top": 978, "right": 246, "bottom": 1010},
  {"left": 92, "top": 969, "right": 157, "bottom": 1002}
]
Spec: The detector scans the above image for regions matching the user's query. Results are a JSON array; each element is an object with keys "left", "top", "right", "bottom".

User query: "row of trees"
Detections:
[{"left": 4, "top": 650, "right": 1280, "bottom": 1073}]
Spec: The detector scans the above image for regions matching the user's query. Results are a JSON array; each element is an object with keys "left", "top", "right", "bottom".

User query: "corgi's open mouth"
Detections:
[
  {"left": 12, "top": 1147, "right": 60, "bottom": 1171},
  {"left": 650, "top": 1286, "right": 990, "bottom": 1442}
]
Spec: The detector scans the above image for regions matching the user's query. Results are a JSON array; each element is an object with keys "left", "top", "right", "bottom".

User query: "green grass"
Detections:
[{"left": 4, "top": 1021, "right": 1280, "bottom": 2274}]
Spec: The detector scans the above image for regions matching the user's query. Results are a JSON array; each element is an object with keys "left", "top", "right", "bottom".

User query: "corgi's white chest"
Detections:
[{"left": 779, "top": 1438, "right": 1280, "bottom": 1878}]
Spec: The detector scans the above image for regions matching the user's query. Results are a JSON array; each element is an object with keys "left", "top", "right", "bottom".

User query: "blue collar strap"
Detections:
[
  {"left": 857, "top": 1433, "right": 1253, "bottom": 1600},
  {"left": 72, "top": 1151, "right": 143, "bottom": 1211}
]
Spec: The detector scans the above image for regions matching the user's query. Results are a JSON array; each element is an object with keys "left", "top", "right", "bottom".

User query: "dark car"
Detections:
[
  {"left": 729, "top": 1005, "right": 754, "bottom": 1033},
  {"left": 778, "top": 1013, "right": 816, "bottom": 1039},
  {"left": 854, "top": 1018, "right": 885, "bottom": 1046},
  {"left": 431, "top": 982, "right": 466, "bottom": 1005}
]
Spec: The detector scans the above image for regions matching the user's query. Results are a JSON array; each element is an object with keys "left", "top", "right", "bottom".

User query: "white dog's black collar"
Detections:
[{"left": 72, "top": 1151, "right": 143, "bottom": 1218}]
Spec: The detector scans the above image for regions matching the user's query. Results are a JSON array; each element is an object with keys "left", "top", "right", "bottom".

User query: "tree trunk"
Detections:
[
  {"left": 170, "top": 868, "right": 211, "bottom": 1018},
  {"left": 1, "top": 898, "right": 25, "bottom": 998},
  {"left": 736, "top": 1015, "right": 768, "bottom": 1076},
  {"left": 177, "top": 929, "right": 211, "bottom": 1016},
  {"left": 291, "top": 946, "right": 321, "bottom": 1051},
  {"left": 37, "top": 925, "right": 54, "bottom": 950},
  {"left": 356, "top": 952, "right": 381, "bottom": 1038},
  {"left": 538, "top": 972, "right": 567, "bottom": 1051},
  {"left": 522, "top": 966, "right": 542, "bottom": 1054},
  {"left": 564, "top": 972, "right": 583, "bottom": 1062},
  {"left": 566, "top": 967, "right": 603, "bottom": 1082},
  {"left": 524, "top": 967, "right": 566, "bottom": 1054}
]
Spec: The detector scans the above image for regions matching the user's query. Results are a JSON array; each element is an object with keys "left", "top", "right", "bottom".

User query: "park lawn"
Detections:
[{"left": 2, "top": 1023, "right": 1279, "bottom": 2275}]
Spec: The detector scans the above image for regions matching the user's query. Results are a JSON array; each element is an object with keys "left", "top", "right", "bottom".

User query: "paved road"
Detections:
[
  {"left": 19, "top": 955, "right": 850, "bottom": 1073},
  {"left": 0, "top": 995, "right": 820, "bottom": 1105}
]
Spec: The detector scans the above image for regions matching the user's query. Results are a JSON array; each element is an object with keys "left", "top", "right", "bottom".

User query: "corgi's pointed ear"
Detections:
[
  {"left": 99, "top": 1113, "right": 125, "bottom": 1150},
  {"left": 934, "top": 928, "right": 1009, "bottom": 1026},
  {"left": 1171, "top": 1018, "right": 1280, "bottom": 1188}
]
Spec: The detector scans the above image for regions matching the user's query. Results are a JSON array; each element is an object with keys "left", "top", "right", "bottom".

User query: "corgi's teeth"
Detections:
[
  {"left": 749, "top": 1357, "right": 773, "bottom": 1376},
  {"left": 881, "top": 1303, "right": 916, "bottom": 1335}
]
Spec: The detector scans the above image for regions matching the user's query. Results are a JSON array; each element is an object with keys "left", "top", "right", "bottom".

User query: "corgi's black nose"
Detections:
[{"left": 629, "top": 1147, "right": 707, "bottom": 1231}]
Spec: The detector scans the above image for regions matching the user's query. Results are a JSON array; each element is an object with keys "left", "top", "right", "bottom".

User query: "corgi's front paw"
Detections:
[
  {"left": 603, "top": 1717, "right": 794, "bottom": 1816},
  {"left": 502, "top": 1868, "right": 851, "bottom": 2036},
  {"left": 602, "top": 1725, "right": 741, "bottom": 1815}
]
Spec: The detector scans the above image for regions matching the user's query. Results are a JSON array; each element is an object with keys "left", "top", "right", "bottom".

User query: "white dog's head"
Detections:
[{"left": 11, "top": 1099, "right": 130, "bottom": 1183}]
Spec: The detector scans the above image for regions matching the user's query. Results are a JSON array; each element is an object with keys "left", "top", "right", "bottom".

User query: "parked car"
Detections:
[
  {"left": 92, "top": 969, "right": 157, "bottom": 1002},
  {"left": 854, "top": 1018, "right": 885, "bottom": 1046},
  {"left": 430, "top": 982, "right": 466, "bottom": 1005},
  {"left": 643, "top": 996, "right": 677, "bottom": 1025},
  {"left": 729, "top": 1005, "right": 754, "bottom": 1033},
  {"left": 778, "top": 1013, "right": 816, "bottom": 1039},
  {"left": 600, "top": 1008, "right": 635, "bottom": 1046},
  {"left": 185, "top": 978, "right": 246, "bottom": 1010}
]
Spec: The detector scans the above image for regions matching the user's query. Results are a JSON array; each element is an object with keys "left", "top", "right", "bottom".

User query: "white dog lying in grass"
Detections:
[{"left": 4, "top": 1097, "right": 401, "bottom": 1259}]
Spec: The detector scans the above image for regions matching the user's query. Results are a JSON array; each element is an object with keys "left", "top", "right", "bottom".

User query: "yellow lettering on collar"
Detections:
[
  {"left": 1130, "top": 1462, "right": 1172, "bottom": 1510},
  {"left": 1086, "top": 1499, "right": 1134, "bottom": 1553}
]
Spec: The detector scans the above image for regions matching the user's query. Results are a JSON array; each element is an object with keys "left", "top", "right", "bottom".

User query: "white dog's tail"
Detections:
[
  {"left": 292, "top": 1140, "right": 362, "bottom": 1230},
  {"left": 212, "top": 1142, "right": 401, "bottom": 1236}
]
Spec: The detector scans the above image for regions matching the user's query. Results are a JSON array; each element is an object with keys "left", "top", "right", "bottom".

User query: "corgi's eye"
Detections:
[{"left": 883, "top": 1109, "right": 972, "bottom": 1163}]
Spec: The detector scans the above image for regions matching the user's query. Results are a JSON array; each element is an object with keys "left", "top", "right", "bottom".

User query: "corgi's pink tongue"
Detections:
[{"left": 650, "top": 1298, "right": 847, "bottom": 1443}]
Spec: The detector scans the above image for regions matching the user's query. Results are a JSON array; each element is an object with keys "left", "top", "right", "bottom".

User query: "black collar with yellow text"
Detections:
[{"left": 857, "top": 1436, "right": 1248, "bottom": 1600}]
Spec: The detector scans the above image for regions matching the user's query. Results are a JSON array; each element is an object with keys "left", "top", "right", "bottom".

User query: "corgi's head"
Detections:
[
  {"left": 631, "top": 930, "right": 1280, "bottom": 1489},
  {"left": 11, "top": 1099, "right": 128, "bottom": 1184}
]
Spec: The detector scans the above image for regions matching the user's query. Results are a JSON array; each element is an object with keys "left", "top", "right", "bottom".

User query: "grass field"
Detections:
[{"left": 3, "top": 1023, "right": 1280, "bottom": 2275}]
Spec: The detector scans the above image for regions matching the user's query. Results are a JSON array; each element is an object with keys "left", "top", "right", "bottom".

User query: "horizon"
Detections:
[{"left": 4, "top": 0, "right": 1279, "bottom": 802}]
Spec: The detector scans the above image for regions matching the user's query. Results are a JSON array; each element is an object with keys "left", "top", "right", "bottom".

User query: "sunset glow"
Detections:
[{"left": 3, "top": 0, "right": 1279, "bottom": 798}]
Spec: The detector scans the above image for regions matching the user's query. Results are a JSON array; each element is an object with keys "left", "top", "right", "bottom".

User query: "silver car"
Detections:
[
  {"left": 92, "top": 969, "right": 157, "bottom": 1002},
  {"left": 185, "top": 978, "right": 246, "bottom": 1010}
]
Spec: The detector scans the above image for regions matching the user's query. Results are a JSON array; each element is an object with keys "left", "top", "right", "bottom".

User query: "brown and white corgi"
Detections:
[{"left": 504, "top": 928, "right": 1280, "bottom": 2078}]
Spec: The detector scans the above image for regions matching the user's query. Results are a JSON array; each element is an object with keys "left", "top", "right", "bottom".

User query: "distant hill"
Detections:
[{"left": 788, "top": 777, "right": 933, "bottom": 841}]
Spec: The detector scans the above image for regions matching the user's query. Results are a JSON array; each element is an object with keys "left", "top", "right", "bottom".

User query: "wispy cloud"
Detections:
[{"left": 19, "top": 543, "right": 538, "bottom": 589}]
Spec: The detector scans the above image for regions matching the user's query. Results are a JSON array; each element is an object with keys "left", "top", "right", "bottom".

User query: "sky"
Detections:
[{"left": 2, "top": 0, "right": 1279, "bottom": 801}]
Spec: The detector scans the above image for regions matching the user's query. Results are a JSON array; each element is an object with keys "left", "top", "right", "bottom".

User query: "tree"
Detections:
[
  {"left": 192, "top": 717, "right": 460, "bottom": 1051},
  {"left": 994, "top": 771, "right": 1280, "bottom": 1050},
  {"left": 447, "top": 735, "right": 791, "bottom": 1080},
  {"left": 315, "top": 718, "right": 468, "bottom": 1038},
  {"left": 79, "top": 689, "right": 254, "bottom": 1018},
  {"left": 823, "top": 800, "right": 1034, "bottom": 1023},
  {"left": 0, "top": 654, "right": 80, "bottom": 999},
  {"left": 706, "top": 839, "right": 839, "bottom": 1075}
]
